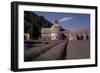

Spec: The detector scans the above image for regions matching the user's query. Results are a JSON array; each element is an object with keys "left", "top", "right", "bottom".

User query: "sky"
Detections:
[{"left": 34, "top": 11, "right": 90, "bottom": 29}]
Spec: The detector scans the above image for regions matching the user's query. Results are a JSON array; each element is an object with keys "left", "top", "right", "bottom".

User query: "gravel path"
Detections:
[{"left": 66, "top": 40, "right": 90, "bottom": 59}]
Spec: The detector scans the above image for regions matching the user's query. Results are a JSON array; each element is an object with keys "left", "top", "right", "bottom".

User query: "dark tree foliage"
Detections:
[{"left": 24, "top": 11, "right": 53, "bottom": 39}]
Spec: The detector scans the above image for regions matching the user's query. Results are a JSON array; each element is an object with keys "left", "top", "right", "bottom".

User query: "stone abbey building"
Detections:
[{"left": 41, "top": 20, "right": 90, "bottom": 41}]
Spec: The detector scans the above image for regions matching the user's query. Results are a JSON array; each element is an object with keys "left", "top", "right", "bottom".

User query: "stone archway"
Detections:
[
  {"left": 76, "top": 34, "right": 84, "bottom": 40},
  {"left": 77, "top": 34, "right": 81, "bottom": 40},
  {"left": 86, "top": 34, "right": 89, "bottom": 40}
]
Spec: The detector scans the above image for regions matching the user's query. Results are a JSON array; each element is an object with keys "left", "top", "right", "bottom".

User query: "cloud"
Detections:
[{"left": 59, "top": 17, "right": 74, "bottom": 22}]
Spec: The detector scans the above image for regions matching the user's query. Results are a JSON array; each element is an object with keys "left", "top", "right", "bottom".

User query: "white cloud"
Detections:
[{"left": 59, "top": 17, "right": 74, "bottom": 22}]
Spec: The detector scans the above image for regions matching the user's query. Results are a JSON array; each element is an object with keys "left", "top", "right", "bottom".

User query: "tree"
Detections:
[{"left": 24, "top": 11, "right": 53, "bottom": 39}]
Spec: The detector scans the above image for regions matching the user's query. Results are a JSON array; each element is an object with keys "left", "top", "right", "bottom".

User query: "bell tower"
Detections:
[{"left": 51, "top": 19, "right": 62, "bottom": 40}]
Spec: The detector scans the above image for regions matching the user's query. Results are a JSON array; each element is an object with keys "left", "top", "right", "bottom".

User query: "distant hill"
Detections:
[{"left": 24, "top": 11, "right": 53, "bottom": 39}]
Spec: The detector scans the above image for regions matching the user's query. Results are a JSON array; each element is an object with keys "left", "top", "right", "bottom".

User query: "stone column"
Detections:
[{"left": 82, "top": 34, "right": 86, "bottom": 40}]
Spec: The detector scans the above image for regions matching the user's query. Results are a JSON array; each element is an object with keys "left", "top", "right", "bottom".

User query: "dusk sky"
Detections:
[{"left": 34, "top": 11, "right": 90, "bottom": 29}]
